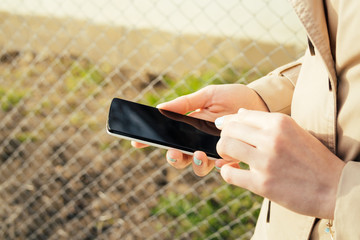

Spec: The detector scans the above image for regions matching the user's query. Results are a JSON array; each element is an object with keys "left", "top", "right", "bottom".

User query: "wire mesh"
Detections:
[{"left": 0, "top": 0, "right": 306, "bottom": 239}]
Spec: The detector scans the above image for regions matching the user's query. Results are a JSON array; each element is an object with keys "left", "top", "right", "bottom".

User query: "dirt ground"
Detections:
[{"left": 0, "top": 11, "right": 304, "bottom": 239}]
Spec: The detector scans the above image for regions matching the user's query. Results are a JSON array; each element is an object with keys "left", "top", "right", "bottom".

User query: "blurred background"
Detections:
[{"left": 0, "top": 0, "right": 306, "bottom": 239}]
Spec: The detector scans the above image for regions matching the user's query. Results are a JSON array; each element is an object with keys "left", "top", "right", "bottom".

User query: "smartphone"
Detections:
[{"left": 107, "top": 98, "right": 221, "bottom": 159}]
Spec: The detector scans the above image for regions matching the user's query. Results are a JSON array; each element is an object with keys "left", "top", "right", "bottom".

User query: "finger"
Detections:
[
  {"left": 216, "top": 136, "right": 257, "bottom": 165},
  {"left": 215, "top": 158, "right": 239, "bottom": 167},
  {"left": 220, "top": 121, "right": 262, "bottom": 147},
  {"left": 214, "top": 113, "right": 237, "bottom": 130},
  {"left": 157, "top": 87, "right": 212, "bottom": 114},
  {"left": 220, "top": 163, "right": 253, "bottom": 190},
  {"left": 214, "top": 159, "right": 231, "bottom": 171},
  {"left": 192, "top": 151, "right": 214, "bottom": 177},
  {"left": 215, "top": 109, "right": 276, "bottom": 130},
  {"left": 235, "top": 108, "right": 282, "bottom": 129},
  {"left": 131, "top": 141, "right": 149, "bottom": 148},
  {"left": 166, "top": 149, "right": 192, "bottom": 169},
  {"left": 186, "top": 109, "right": 219, "bottom": 122},
  {"left": 215, "top": 159, "right": 250, "bottom": 171}
]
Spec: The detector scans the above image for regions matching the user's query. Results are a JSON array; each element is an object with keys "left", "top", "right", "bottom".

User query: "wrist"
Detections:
[
  {"left": 247, "top": 87, "right": 270, "bottom": 112},
  {"left": 317, "top": 158, "right": 345, "bottom": 219}
]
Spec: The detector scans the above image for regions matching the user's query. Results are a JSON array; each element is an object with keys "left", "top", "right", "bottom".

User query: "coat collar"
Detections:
[{"left": 289, "top": 0, "right": 337, "bottom": 90}]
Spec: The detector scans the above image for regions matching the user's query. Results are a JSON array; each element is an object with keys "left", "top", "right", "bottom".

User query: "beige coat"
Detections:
[{"left": 247, "top": 0, "right": 360, "bottom": 239}]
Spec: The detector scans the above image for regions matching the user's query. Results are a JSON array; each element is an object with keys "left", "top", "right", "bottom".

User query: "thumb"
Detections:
[{"left": 157, "top": 88, "right": 212, "bottom": 114}]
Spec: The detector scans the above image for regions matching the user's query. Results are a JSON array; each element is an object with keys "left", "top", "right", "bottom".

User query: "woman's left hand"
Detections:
[{"left": 215, "top": 109, "right": 345, "bottom": 219}]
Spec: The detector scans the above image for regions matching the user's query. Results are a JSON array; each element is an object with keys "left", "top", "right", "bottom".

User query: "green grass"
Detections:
[
  {"left": 1, "top": 55, "right": 264, "bottom": 239},
  {"left": 0, "top": 87, "right": 28, "bottom": 111},
  {"left": 64, "top": 60, "right": 105, "bottom": 94},
  {"left": 15, "top": 132, "right": 39, "bottom": 143},
  {"left": 151, "top": 185, "right": 262, "bottom": 239}
]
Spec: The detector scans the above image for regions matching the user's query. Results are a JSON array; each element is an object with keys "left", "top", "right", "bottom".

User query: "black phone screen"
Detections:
[{"left": 107, "top": 98, "right": 221, "bottom": 159}]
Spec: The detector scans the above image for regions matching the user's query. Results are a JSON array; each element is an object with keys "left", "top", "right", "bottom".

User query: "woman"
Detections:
[{"left": 134, "top": 0, "right": 360, "bottom": 238}]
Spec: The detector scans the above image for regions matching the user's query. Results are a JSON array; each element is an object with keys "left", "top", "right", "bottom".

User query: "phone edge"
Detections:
[{"left": 106, "top": 123, "right": 218, "bottom": 161}]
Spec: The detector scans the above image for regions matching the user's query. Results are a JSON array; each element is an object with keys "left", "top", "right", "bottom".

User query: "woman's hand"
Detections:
[
  {"left": 132, "top": 84, "right": 269, "bottom": 176},
  {"left": 215, "top": 109, "right": 345, "bottom": 219}
]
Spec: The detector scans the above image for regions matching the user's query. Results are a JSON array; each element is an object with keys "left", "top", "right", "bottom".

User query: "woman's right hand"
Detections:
[{"left": 132, "top": 84, "right": 269, "bottom": 176}]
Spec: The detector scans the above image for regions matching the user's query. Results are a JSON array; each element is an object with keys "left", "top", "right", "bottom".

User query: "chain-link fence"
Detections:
[{"left": 0, "top": 1, "right": 306, "bottom": 239}]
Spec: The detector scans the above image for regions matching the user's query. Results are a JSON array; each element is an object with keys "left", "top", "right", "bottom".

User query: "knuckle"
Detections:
[
  {"left": 204, "top": 84, "right": 216, "bottom": 93},
  {"left": 216, "top": 137, "right": 230, "bottom": 157},
  {"left": 201, "top": 85, "right": 216, "bottom": 98},
  {"left": 266, "top": 114, "right": 291, "bottom": 151},
  {"left": 271, "top": 113, "right": 291, "bottom": 130},
  {"left": 220, "top": 125, "right": 230, "bottom": 137},
  {"left": 223, "top": 175, "right": 233, "bottom": 185},
  {"left": 221, "top": 166, "right": 234, "bottom": 184},
  {"left": 220, "top": 120, "right": 238, "bottom": 136}
]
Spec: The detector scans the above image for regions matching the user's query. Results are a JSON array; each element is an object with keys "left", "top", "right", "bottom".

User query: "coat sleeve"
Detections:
[
  {"left": 334, "top": 161, "right": 360, "bottom": 239},
  {"left": 247, "top": 58, "right": 302, "bottom": 115}
]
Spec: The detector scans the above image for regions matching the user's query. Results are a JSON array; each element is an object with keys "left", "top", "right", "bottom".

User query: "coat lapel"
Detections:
[{"left": 289, "top": 0, "right": 337, "bottom": 91}]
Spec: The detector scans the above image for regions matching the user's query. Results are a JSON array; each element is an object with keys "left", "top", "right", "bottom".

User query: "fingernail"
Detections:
[
  {"left": 193, "top": 156, "right": 202, "bottom": 166},
  {"left": 168, "top": 156, "right": 177, "bottom": 163},
  {"left": 156, "top": 103, "right": 165, "bottom": 108},
  {"left": 215, "top": 117, "right": 224, "bottom": 127},
  {"left": 238, "top": 108, "right": 246, "bottom": 113}
]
